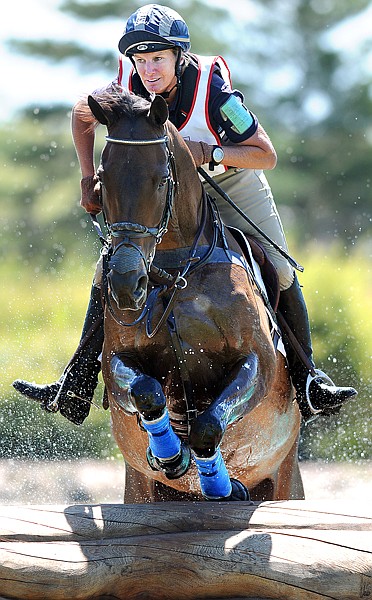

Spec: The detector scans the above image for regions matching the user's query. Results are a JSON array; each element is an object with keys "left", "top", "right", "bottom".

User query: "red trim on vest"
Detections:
[
  {"left": 118, "top": 57, "right": 123, "bottom": 88},
  {"left": 117, "top": 56, "right": 134, "bottom": 92},
  {"left": 217, "top": 55, "right": 233, "bottom": 88},
  {"left": 178, "top": 56, "right": 202, "bottom": 132},
  {"left": 205, "top": 57, "right": 221, "bottom": 146}
]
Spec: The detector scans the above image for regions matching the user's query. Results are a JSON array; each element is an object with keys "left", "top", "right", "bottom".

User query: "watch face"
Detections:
[{"left": 213, "top": 146, "right": 224, "bottom": 163}]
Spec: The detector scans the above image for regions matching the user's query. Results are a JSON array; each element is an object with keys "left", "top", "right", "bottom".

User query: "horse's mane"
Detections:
[{"left": 76, "top": 87, "right": 153, "bottom": 132}]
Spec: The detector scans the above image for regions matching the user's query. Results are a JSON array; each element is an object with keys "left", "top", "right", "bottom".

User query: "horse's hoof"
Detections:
[
  {"left": 204, "top": 478, "right": 251, "bottom": 502},
  {"left": 146, "top": 442, "right": 191, "bottom": 480},
  {"left": 225, "top": 478, "right": 251, "bottom": 501}
]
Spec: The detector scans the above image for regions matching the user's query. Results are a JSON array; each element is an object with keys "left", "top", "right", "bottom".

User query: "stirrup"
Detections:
[{"left": 304, "top": 368, "right": 335, "bottom": 421}]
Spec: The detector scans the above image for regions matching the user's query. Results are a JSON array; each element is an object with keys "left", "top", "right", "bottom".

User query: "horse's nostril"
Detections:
[
  {"left": 108, "top": 269, "right": 148, "bottom": 310},
  {"left": 135, "top": 276, "right": 148, "bottom": 299}
]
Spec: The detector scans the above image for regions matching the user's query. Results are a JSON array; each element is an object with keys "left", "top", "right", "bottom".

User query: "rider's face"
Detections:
[{"left": 132, "top": 49, "right": 177, "bottom": 96}]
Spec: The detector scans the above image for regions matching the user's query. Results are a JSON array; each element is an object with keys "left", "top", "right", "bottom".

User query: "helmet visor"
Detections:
[{"left": 119, "top": 30, "right": 179, "bottom": 56}]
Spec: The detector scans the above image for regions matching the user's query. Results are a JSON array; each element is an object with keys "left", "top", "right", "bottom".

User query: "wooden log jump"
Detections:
[{"left": 0, "top": 500, "right": 371, "bottom": 600}]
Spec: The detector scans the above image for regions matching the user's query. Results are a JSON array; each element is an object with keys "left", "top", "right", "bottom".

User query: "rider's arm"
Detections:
[
  {"left": 71, "top": 98, "right": 96, "bottom": 178},
  {"left": 186, "top": 73, "right": 277, "bottom": 171},
  {"left": 185, "top": 125, "right": 276, "bottom": 171},
  {"left": 71, "top": 96, "right": 102, "bottom": 214},
  {"left": 212, "top": 79, "right": 277, "bottom": 170},
  {"left": 216, "top": 124, "right": 277, "bottom": 171}
]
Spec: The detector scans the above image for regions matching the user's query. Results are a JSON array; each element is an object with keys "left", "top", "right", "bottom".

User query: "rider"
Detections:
[{"left": 13, "top": 4, "right": 357, "bottom": 425}]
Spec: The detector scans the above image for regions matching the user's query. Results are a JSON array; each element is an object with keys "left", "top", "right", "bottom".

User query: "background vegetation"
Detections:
[{"left": 1, "top": 0, "right": 371, "bottom": 462}]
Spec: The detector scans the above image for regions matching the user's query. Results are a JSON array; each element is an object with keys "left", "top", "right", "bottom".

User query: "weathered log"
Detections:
[{"left": 0, "top": 500, "right": 370, "bottom": 600}]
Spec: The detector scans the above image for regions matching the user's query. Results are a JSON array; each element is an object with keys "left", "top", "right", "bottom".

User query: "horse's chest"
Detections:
[{"left": 115, "top": 314, "right": 238, "bottom": 409}]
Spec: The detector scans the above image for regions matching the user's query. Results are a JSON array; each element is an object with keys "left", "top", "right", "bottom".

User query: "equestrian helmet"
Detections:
[{"left": 118, "top": 4, "right": 191, "bottom": 56}]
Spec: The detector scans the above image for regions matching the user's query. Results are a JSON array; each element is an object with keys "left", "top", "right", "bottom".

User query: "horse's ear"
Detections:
[
  {"left": 148, "top": 95, "right": 169, "bottom": 127},
  {"left": 88, "top": 95, "right": 110, "bottom": 126}
]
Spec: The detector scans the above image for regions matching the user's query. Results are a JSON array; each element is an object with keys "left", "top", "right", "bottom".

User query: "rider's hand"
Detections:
[
  {"left": 80, "top": 175, "right": 102, "bottom": 214},
  {"left": 184, "top": 140, "right": 212, "bottom": 167}
]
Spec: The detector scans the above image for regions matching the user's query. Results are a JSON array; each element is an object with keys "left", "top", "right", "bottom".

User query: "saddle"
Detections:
[{"left": 227, "top": 226, "right": 280, "bottom": 313}]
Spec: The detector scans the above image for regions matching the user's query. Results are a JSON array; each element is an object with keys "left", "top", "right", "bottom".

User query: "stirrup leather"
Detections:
[{"left": 46, "top": 370, "right": 70, "bottom": 413}]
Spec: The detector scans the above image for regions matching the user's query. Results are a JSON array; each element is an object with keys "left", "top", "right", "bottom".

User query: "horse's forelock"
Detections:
[
  {"left": 78, "top": 89, "right": 154, "bottom": 132},
  {"left": 94, "top": 89, "right": 152, "bottom": 126}
]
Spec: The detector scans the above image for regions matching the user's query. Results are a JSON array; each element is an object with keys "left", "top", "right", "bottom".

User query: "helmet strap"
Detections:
[
  {"left": 160, "top": 81, "right": 179, "bottom": 100},
  {"left": 161, "top": 47, "right": 183, "bottom": 102},
  {"left": 175, "top": 48, "right": 183, "bottom": 82}
]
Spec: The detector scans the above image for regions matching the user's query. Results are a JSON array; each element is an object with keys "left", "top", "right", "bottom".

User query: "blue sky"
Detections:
[{"left": 1, "top": 0, "right": 371, "bottom": 123}]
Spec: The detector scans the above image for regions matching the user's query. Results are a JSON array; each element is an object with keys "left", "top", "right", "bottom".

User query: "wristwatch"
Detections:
[{"left": 209, "top": 145, "right": 225, "bottom": 170}]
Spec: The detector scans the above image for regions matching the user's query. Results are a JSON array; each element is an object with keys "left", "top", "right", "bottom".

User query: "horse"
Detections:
[{"left": 87, "top": 89, "right": 304, "bottom": 503}]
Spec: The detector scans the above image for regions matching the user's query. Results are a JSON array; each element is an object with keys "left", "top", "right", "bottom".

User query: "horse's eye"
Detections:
[{"left": 158, "top": 176, "right": 168, "bottom": 189}]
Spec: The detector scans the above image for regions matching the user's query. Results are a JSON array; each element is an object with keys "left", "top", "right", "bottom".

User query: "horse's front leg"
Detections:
[
  {"left": 111, "top": 355, "right": 191, "bottom": 479},
  {"left": 189, "top": 352, "right": 259, "bottom": 501}
]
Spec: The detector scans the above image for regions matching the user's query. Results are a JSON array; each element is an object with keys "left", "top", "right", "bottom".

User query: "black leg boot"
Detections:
[
  {"left": 13, "top": 285, "right": 104, "bottom": 425},
  {"left": 277, "top": 275, "right": 357, "bottom": 422}
]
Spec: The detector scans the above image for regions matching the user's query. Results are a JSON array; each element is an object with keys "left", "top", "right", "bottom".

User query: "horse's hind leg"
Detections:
[
  {"left": 124, "top": 463, "right": 155, "bottom": 503},
  {"left": 249, "top": 436, "right": 304, "bottom": 501},
  {"left": 272, "top": 435, "right": 305, "bottom": 500}
]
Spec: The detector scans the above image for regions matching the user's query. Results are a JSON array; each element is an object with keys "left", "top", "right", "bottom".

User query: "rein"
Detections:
[{"left": 197, "top": 166, "right": 304, "bottom": 273}]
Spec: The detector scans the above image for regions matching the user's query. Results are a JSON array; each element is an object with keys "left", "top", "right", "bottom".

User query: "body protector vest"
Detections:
[{"left": 117, "top": 53, "right": 233, "bottom": 176}]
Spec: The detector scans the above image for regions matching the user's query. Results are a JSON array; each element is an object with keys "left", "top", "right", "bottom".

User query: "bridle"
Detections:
[
  {"left": 101, "top": 133, "right": 177, "bottom": 296},
  {"left": 99, "top": 132, "right": 191, "bottom": 334},
  {"left": 104, "top": 134, "right": 178, "bottom": 267},
  {"left": 96, "top": 130, "right": 221, "bottom": 339}
]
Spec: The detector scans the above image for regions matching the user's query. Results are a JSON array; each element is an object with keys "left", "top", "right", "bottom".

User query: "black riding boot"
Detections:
[
  {"left": 277, "top": 275, "right": 357, "bottom": 422},
  {"left": 13, "top": 285, "right": 104, "bottom": 425}
]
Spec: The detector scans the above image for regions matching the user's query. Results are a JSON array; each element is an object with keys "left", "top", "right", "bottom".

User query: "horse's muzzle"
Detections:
[
  {"left": 108, "top": 269, "right": 148, "bottom": 310},
  {"left": 108, "top": 244, "right": 149, "bottom": 310}
]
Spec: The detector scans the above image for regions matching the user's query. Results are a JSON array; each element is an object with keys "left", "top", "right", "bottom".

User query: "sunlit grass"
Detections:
[
  {"left": 299, "top": 242, "right": 372, "bottom": 382},
  {"left": 1, "top": 264, "right": 90, "bottom": 382}
]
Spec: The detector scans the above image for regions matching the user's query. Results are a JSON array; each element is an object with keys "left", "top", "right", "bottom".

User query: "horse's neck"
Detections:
[{"left": 162, "top": 131, "right": 206, "bottom": 250}]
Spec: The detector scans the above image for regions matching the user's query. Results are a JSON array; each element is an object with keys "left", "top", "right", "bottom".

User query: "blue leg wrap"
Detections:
[
  {"left": 141, "top": 411, "right": 181, "bottom": 461},
  {"left": 193, "top": 448, "right": 232, "bottom": 499}
]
